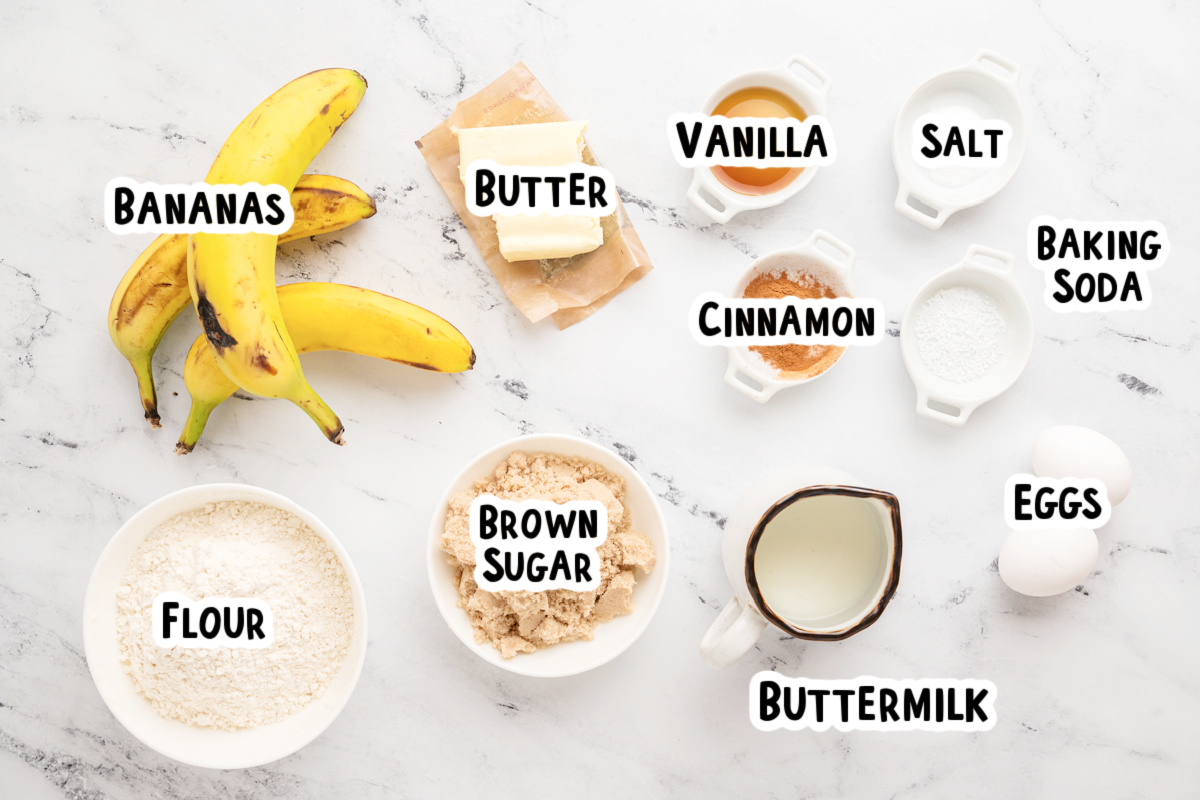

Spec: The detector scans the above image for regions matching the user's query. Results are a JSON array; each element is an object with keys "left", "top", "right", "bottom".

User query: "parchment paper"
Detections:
[{"left": 416, "top": 62, "right": 653, "bottom": 329}]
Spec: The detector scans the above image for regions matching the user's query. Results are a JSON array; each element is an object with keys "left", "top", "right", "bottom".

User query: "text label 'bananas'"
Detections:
[{"left": 105, "top": 178, "right": 294, "bottom": 234}]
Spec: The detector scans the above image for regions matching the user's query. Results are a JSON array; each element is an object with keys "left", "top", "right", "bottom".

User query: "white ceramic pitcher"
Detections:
[{"left": 700, "top": 466, "right": 902, "bottom": 668}]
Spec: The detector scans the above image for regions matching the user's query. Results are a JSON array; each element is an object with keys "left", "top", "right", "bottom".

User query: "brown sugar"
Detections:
[
  {"left": 742, "top": 270, "right": 846, "bottom": 379},
  {"left": 439, "top": 452, "right": 656, "bottom": 658}
]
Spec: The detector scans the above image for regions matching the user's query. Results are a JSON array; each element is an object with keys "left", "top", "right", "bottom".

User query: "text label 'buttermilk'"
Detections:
[{"left": 751, "top": 673, "right": 997, "bottom": 732}]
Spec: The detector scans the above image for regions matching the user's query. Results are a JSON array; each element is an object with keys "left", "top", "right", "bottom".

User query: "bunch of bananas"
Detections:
[{"left": 108, "top": 69, "right": 475, "bottom": 453}]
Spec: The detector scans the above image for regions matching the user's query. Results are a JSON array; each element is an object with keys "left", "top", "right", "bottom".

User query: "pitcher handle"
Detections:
[{"left": 700, "top": 597, "right": 768, "bottom": 668}]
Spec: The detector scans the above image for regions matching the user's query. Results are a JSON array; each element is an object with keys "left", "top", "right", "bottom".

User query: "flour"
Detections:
[
  {"left": 116, "top": 500, "right": 353, "bottom": 731},
  {"left": 915, "top": 287, "right": 1007, "bottom": 383}
]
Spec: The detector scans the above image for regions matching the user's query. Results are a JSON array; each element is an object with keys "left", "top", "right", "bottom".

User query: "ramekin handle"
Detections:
[
  {"left": 970, "top": 50, "right": 1021, "bottom": 85},
  {"left": 687, "top": 174, "right": 741, "bottom": 223},
  {"left": 784, "top": 54, "right": 832, "bottom": 100},
  {"left": 724, "top": 353, "right": 779, "bottom": 403}
]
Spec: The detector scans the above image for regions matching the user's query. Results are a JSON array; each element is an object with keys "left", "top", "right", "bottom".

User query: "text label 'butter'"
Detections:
[{"left": 464, "top": 160, "right": 616, "bottom": 217}]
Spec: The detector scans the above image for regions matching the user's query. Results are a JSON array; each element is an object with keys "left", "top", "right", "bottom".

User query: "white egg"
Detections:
[
  {"left": 999, "top": 527, "right": 1098, "bottom": 597},
  {"left": 1032, "top": 425, "right": 1132, "bottom": 506}
]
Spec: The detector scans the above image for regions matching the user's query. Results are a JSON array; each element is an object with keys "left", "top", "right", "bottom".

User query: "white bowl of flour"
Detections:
[
  {"left": 83, "top": 483, "right": 368, "bottom": 769},
  {"left": 427, "top": 434, "right": 671, "bottom": 677}
]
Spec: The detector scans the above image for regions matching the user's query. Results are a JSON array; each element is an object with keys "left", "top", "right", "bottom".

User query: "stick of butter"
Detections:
[
  {"left": 495, "top": 215, "right": 603, "bottom": 262},
  {"left": 457, "top": 121, "right": 603, "bottom": 263},
  {"left": 457, "top": 121, "right": 588, "bottom": 182}
]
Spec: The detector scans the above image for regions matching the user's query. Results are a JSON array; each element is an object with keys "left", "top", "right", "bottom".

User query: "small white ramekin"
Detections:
[{"left": 687, "top": 54, "right": 833, "bottom": 223}]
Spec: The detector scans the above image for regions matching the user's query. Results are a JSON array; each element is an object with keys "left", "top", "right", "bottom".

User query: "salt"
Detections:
[{"left": 914, "top": 287, "right": 1006, "bottom": 383}]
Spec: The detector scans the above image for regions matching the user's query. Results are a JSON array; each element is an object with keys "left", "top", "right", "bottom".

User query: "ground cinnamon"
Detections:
[{"left": 743, "top": 270, "right": 845, "bottom": 378}]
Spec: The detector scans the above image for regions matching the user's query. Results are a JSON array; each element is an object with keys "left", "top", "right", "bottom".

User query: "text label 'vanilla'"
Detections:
[{"left": 667, "top": 114, "right": 836, "bottom": 168}]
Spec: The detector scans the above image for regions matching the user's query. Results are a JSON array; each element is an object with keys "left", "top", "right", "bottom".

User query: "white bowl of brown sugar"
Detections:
[
  {"left": 427, "top": 434, "right": 670, "bottom": 677},
  {"left": 723, "top": 230, "right": 858, "bottom": 402}
]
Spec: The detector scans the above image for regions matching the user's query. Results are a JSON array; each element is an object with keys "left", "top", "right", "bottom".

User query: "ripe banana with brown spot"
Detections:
[
  {"left": 108, "top": 174, "right": 376, "bottom": 426},
  {"left": 176, "top": 282, "right": 475, "bottom": 453},
  {"left": 188, "top": 68, "right": 367, "bottom": 444}
]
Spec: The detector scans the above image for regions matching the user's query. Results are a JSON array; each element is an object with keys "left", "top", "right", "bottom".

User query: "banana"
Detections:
[
  {"left": 188, "top": 68, "right": 367, "bottom": 444},
  {"left": 176, "top": 283, "right": 475, "bottom": 453},
  {"left": 108, "top": 174, "right": 376, "bottom": 426}
]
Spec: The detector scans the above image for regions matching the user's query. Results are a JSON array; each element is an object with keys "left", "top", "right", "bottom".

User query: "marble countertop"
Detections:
[{"left": 2, "top": 0, "right": 1198, "bottom": 796}]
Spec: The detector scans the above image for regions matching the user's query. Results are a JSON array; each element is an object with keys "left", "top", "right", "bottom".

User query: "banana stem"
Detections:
[
  {"left": 292, "top": 390, "right": 345, "bottom": 445},
  {"left": 130, "top": 356, "right": 161, "bottom": 428},
  {"left": 176, "top": 399, "right": 217, "bottom": 455}
]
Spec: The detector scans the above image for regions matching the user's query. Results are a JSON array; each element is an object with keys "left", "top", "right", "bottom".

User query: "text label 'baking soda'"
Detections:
[
  {"left": 469, "top": 495, "right": 608, "bottom": 592},
  {"left": 1027, "top": 216, "right": 1168, "bottom": 311},
  {"left": 1004, "top": 474, "right": 1112, "bottom": 530},
  {"left": 104, "top": 178, "right": 293, "bottom": 235},
  {"left": 751, "top": 673, "right": 997, "bottom": 732},
  {"left": 152, "top": 592, "right": 274, "bottom": 649},
  {"left": 689, "top": 293, "right": 885, "bottom": 346},
  {"left": 463, "top": 160, "right": 616, "bottom": 217},
  {"left": 666, "top": 114, "right": 837, "bottom": 168},
  {"left": 912, "top": 115, "right": 1012, "bottom": 168}
]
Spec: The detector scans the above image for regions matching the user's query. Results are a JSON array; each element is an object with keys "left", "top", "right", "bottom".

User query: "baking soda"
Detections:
[{"left": 914, "top": 287, "right": 1006, "bottom": 383}]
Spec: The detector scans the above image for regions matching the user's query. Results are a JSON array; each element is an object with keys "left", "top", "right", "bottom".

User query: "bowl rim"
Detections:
[
  {"left": 82, "top": 482, "right": 368, "bottom": 769},
  {"left": 425, "top": 433, "right": 671, "bottom": 677}
]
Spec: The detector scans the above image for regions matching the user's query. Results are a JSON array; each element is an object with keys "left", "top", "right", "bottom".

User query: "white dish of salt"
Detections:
[
  {"left": 892, "top": 51, "right": 1026, "bottom": 229},
  {"left": 900, "top": 245, "right": 1033, "bottom": 426}
]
